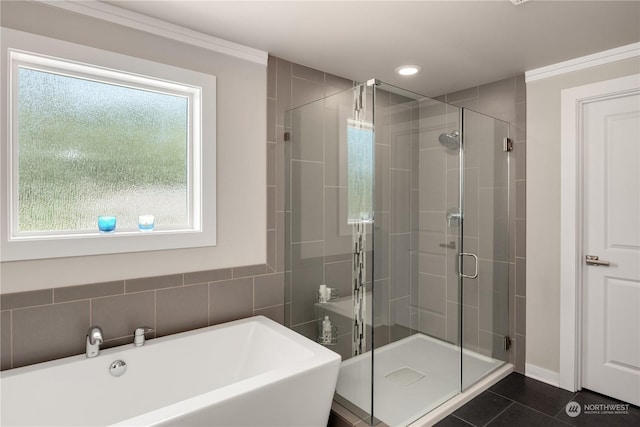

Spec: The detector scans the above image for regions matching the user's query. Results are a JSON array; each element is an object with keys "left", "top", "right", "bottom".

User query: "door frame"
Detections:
[{"left": 559, "top": 73, "right": 640, "bottom": 392}]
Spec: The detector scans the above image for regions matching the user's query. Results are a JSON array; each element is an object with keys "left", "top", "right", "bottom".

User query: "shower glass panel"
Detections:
[
  {"left": 285, "top": 84, "right": 375, "bottom": 420},
  {"left": 285, "top": 80, "right": 510, "bottom": 426}
]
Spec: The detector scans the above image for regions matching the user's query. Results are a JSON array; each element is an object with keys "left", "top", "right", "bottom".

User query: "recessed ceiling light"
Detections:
[{"left": 395, "top": 65, "right": 422, "bottom": 76}]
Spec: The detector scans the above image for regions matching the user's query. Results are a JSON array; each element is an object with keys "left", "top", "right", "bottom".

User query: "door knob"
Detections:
[{"left": 585, "top": 255, "right": 610, "bottom": 266}]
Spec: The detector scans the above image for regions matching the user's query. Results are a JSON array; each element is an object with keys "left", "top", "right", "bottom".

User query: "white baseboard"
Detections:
[{"left": 525, "top": 363, "right": 560, "bottom": 387}]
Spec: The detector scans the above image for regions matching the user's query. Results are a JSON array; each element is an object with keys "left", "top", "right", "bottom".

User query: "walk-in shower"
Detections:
[{"left": 285, "top": 80, "right": 511, "bottom": 426}]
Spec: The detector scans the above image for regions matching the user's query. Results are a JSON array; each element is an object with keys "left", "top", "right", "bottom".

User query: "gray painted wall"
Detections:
[
  {"left": 0, "top": 0, "right": 266, "bottom": 292},
  {"left": 526, "top": 56, "right": 639, "bottom": 375}
]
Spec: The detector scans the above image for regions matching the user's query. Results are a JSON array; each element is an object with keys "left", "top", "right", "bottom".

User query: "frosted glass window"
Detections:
[
  {"left": 347, "top": 120, "right": 374, "bottom": 222},
  {"left": 17, "top": 67, "right": 189, "bottom": 233},
  {"left": 3, "top": 42, "right": 216, "bottom": 262}
]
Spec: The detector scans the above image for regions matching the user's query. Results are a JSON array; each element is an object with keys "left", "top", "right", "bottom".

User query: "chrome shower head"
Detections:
[{"left": 438, "top": 130, "right": 460, "bottom": 149}]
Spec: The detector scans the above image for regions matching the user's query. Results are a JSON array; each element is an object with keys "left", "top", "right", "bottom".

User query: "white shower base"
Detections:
[{"left": 336, "top": 333, "right": 505, "bottom": 426}]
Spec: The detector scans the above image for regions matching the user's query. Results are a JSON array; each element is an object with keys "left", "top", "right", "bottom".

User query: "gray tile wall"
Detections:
[
  {"left": 416, "top": 99, "right": 458, "bottom": 344},
  {"left": 276, "top": 59, "right": 357, "bottom": 360},
  {"left": 374, "top": 92, "right": 422, "bottom": 347},
  {"left": 0, "top": 265, "right": 284, "bottom": 370}
]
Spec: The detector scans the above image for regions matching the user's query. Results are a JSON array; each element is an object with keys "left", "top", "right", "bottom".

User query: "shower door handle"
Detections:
[{"left": 459, "top": 253, "right": 478, "bottom": 279}]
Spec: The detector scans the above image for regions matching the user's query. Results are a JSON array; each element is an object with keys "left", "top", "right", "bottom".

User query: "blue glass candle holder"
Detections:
[
  {"left": 138, "top": 214, "right": 155, "bottom": 232},
  {"left": 98, "top": 216, "right": 116, "bottom": 233}
]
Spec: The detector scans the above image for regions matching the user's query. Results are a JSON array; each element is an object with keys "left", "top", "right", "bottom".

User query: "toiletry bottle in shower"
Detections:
[
  {"left": 322, "top": 316, "right": 332, "bottom": 344},
  {"left": 319, "top": 284, "right": 327, "bottom": 303}
]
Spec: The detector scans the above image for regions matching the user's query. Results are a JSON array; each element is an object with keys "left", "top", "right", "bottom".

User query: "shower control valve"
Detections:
[{"left": 446, "top": 209, "right": 462, "bottom": 226}]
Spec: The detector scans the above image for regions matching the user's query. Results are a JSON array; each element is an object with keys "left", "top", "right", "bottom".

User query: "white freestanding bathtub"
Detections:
[{"left": 0, "top": 316, "right": 341, "bottom": 427}]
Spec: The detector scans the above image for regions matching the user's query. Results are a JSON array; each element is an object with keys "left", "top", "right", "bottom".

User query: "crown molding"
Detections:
[
  {"left": 31, "top": 0, "right": 268, "bottom": 66},
  {"left": 526, "top": 42, "right": 639, "bottom": 83}
]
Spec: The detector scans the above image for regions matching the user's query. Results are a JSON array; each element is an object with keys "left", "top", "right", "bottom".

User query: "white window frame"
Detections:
[{"left": 1, "top": 28, "right": 217, "bottom": 261}]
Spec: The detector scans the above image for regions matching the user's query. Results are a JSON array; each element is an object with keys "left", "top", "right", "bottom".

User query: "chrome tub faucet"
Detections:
[
  {"left": 86, "top": 326, "right": 103, "bottom": 358},
  {"left": 134, "top": 326, "right": 153, "bottom": 347}
]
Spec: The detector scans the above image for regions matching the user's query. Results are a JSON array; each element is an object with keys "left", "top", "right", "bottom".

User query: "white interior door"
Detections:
[{"left": 581, "top": 78, "right": 640, "bottom": 406}]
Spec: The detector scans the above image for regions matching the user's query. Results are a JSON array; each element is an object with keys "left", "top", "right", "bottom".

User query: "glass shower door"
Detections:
[
  {"left": 460, "top": 109, "right": 510, "bottom": 390},
  {"left": 370, "top": 82, "right": 465, "bottom": 426}
]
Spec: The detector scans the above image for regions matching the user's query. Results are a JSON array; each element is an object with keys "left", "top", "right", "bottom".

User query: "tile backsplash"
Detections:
[{"left": 0, "top": 266, "right": 284, "bottom": 370}]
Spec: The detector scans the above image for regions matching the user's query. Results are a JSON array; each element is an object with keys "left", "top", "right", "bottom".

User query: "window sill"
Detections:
[{"left": 1, "top": 229, "right": 216, "bottom": 261}]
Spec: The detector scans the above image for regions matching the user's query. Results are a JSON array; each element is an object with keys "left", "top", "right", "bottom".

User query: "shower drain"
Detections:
[{"left": 385, "top": 366, "right": 426, "bottom": 386}]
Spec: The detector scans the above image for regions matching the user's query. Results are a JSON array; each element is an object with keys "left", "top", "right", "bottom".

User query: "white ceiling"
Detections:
[{"left": 104, "top": 0, "right": 640, "bottom": 96}]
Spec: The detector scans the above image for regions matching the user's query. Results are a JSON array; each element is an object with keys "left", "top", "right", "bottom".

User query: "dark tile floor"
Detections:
[{"left": 435, "top": 373, "right": 640, "bottom": 427}]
